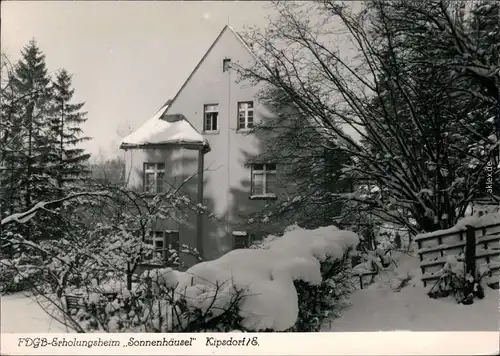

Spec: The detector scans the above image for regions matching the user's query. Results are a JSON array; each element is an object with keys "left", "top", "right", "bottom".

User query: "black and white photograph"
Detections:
[{"left": 1, "top": 0, "right": 499, "bottom": 351}]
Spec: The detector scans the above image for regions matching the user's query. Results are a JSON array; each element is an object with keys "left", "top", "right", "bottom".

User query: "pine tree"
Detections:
[
  {"left": 0, "top": 54, "right": 25, "bottom": 217},
  {"left": 50, "top": 69, "right": 91, "bottom": 194},
  {"left": 10, "top": 40, "right": 55, "bottom": 210},
  {"left": 2, "top": 40, "right": 68, "bottom": 241}
]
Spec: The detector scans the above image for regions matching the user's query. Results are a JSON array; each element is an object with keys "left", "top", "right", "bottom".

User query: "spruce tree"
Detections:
[
  {"left": 11, "top": 39, "right": 55, "bottom": 210},
  {"left": 0, "top": 54, "right": 25, "bottom": 217},
  {"left": 3, "top": 40, "right": 56, "bottom": 240},
  {"left": 50, "top": 69, "right": 91, "bottom": 194}
]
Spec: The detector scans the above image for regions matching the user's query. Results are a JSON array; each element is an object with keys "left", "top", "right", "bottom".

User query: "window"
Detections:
[
  {"left": 144, "top": 231, "right": 165, "bottom": 262},
  {"left": 251, "top": 163, "right": 277, "bottom": 198},
  {"left": 164, "top": 230, "right": 180, "bottom": 250},
  {"left": 237, "top": 101, "right": 254, "bottom": 130},
  {"left": 223, "top": 58, "right": 231, "bottom": 72},
  {"left": 144, "top": 230, "right": 180, "bottom": 263},
  {"left": 233, "top": 231, "right": 248, "bottom": 249},
  {"left": 204, "top": 104, "right": 219, "bottom": 132},
  {"left": 144, "top": 163, "right": 165, "bottom": 194},
  {"left": 232, "top": 231, "right": 255, "bottom": 249}
]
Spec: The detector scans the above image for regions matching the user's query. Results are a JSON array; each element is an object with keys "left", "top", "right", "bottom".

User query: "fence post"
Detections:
[
  {"left": 465, "top": 225, "right": 476, "bottom": 279},
  {"left": 464, "top": 225, "right": 476, "bottom": 301}
]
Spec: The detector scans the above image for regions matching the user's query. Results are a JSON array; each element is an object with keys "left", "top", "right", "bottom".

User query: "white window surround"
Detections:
[
  {"left": 237, "top": 101, "right": 254, "bottom": 130},
  {"left": 144, "top": 163, "right": 165, "bottom": 194},
  {"left": 204, "top": 104, "right": 219, "bottom": 132},
  {"left": 250, "top": 163, "right": 277, "bottom": 200}
]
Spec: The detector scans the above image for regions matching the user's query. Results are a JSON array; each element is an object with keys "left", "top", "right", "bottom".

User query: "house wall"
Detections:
[
  {"left": 123, "top": 28, "right": 287, "bottom": 261},
  {"left": 122, "top": 146, "right": 200, "bottom": 263},
  {"left": 165, "top": 28, "right": 282, "bottom": 259}
]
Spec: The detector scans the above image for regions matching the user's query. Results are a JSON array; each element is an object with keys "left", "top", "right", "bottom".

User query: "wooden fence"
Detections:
[
  {"left": 416, "top": 223, "right": 500, "bottom": 287},
  {"left": 352, "top": 270, "right": 378, "bottom": 289}
]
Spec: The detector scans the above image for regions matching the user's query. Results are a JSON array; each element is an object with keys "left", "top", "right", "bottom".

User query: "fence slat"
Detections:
[{"left": 418, "top": 222, "right": 500, "bottom": 286}]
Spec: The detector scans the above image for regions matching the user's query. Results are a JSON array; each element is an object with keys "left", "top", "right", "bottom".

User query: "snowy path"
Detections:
[
  {"left": 1, "top": 293, "right": 70, "bottom": 333},
  {"left": 324, "top": 252, "right": 500, "bottom": 332}
]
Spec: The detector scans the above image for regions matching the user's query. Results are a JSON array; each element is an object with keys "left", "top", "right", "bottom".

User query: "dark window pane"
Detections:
[
  {"left": 252, "top": 174, "right": 264, "bottom": 195},
  {"left": 156, "top": 178, "right": 164, "bottom": 193},
  {"left": 166, "top": 231, "right": 180, "bottom": 251},
  {"left": 266, "top": 173, "right": 277, "bottom": 193},
  {"left": 223, "top": 59, "right": 231, "bottom": 72},
  {"left": 212, "top": 115, "right": 218, "bottom": 130},
  {"left": 267, "top": 163, "right": 276, "bottom": 171},
  {"left": 247, "top": 121, "right": 254, "bottom": 128},
  {"left": 253, "top": 163, "right": 264, "bottom": 171},
  {"left": 248, "top": 101, "right": 253, "bottom": 108},
  {"left": 234, "top": 235, "right": 248, "bottom": 249},
  {"left": 145, "top": 173, "right": 154, "bottom": 191}
]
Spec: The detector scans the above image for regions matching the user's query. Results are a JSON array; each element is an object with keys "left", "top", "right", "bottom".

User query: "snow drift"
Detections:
[{"left": 146, "top": 225, "right": 359, "bottom": 331}]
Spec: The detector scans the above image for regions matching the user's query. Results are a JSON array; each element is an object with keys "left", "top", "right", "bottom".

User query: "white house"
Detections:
[{"left": 121, "top": 26, "right": 283, "bottom": 262}]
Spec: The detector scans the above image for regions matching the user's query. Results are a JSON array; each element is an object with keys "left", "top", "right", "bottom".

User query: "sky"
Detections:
[{"left": 2, "top": 1, "right": 275, "bottom": 160}]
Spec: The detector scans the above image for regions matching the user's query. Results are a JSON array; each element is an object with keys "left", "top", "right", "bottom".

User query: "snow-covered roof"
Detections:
[
  {"left": 120, "top": 104, "right": 209, "bottom": 150},
  {"left": 120, "top": 26, "right": 259, "bottom": 151}
]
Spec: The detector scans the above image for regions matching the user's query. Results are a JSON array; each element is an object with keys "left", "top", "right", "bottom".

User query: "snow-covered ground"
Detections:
[
  {"left": 324, "top": 251, "right": 499, "bottom": 331},
  {"left": 1, "top": 250, "right": 498, "bottom": 333},
  {"left": 1, "top": 293, "right": 70, "bottom": 333}
]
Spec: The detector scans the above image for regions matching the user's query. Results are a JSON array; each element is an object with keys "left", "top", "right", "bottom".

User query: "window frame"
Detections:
[
  {"left": 203, "top": 103, "right": 219, "bottom": 133},
  {"left": 250, "top": 163, "right": 277, "bottom": 200},
  {"left": 143, "top": 162, "right": 165, "bottom": 194},
  {"left": 143, "top": 230, "right": 180, "bottom": 263},
  {"left": 237, "top": 101, "right": 254, "bottom": 131}
]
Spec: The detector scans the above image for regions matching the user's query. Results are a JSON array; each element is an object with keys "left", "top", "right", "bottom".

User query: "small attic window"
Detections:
[{"left": 223, "top": 58, "right": 231, "bottom": 72}]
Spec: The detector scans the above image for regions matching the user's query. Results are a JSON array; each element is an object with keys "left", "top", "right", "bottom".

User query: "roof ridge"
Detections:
[{"left": 164, "top": 25, "right": 264, "bottom": 117}]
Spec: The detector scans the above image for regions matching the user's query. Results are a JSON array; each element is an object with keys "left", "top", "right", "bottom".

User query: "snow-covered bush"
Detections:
[
  {"left": 66, "top": 270, "right": 246, "bottom": 332},
  {"left": 71, "top": 224, "right": 358, "bottom": 333},
  {"left": 239, "top": 225, "right": 359, "bottom": 331},
  {"left": 2, "top": 187, "right": 359, "bottom": 332},
  {"left": 291, "top": 251, "right": 354, "bottom": 331},
  {"left": 427, "top": 254, "right": 486, "bottom": 304},
  {"left": 351, "top": 240, "right": 396, "bottom": 289},
  {"left": 0, "top": 252, "right": 45, "bottom": 294}
]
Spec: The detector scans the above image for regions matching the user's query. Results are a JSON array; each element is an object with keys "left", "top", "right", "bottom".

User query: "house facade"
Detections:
[{"left": 121, "top": 26, "right": 283, "bottom": 262}]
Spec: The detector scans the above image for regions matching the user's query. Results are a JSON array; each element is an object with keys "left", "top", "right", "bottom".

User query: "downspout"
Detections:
[{"left": 196, "top": 147, "right": 206, "bottom": 258}]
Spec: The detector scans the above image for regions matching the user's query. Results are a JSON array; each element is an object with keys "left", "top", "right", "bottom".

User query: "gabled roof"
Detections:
[
  {"left": 120, "top": 104, "right": 209, "bottom": 150},
  {"left": 163, "top": 25, "right": 262, "bottom": 117},
  {"left": 120, "top": 25, "right": 262, "bottom": 151}
]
